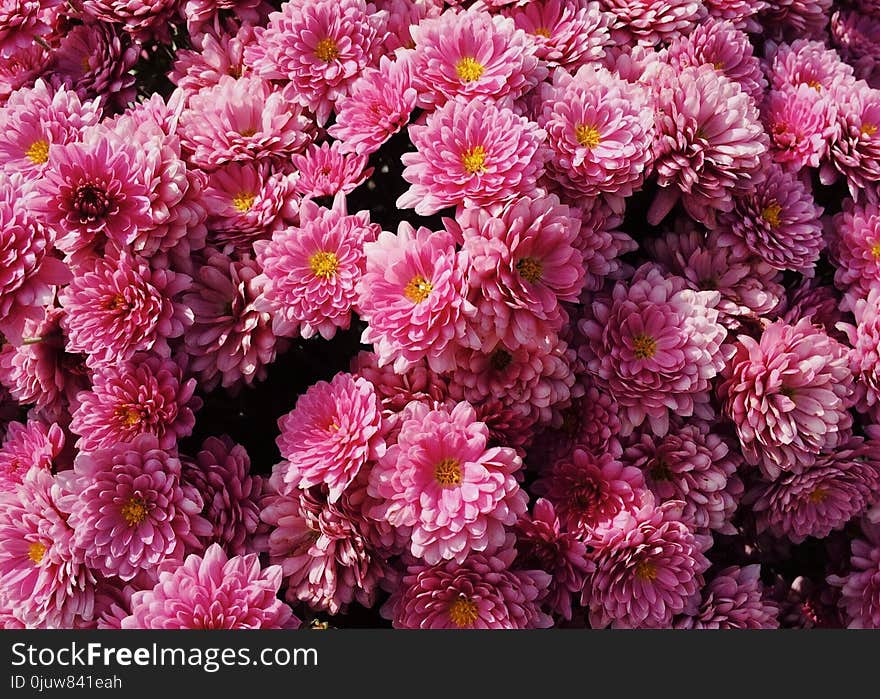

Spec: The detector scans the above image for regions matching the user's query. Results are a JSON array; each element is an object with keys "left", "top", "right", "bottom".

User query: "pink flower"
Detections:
[
  {"left": 0, "top": 420, "right": 64, "bottom": 488},
  {"left": 717, "top": 161, "right": 824, "bottom": 273},
  {"left": 0, "top": 0, "right": 59, "bottom": 59},
  {"left": 829, "top": 523, "right": 880, "bottom": 628},
  {"left": 718, "top": 318, "right": 854, "bottom": 480},
  {"left": 0, "top": 44, "right": 51, "bottom": 106},
  {"left": 368, "top": 401, "right": 527, "bottom": 564},
  {"left": 178, "top": 76, "right": 316, "bottom": 170},
  {"left": 761, "top": 85, "right": 838, "bottom": 170},
  {"left": 275, "top": 372, "right": 385, "bottom": 503},
  {"left": 843, "top": 288, "right": 880, "bottom": 420},
  {"left": 357, "top": 222, "right": 477, "bottom": 373},
  {"left": 60, "top": 254, "right": 191, "bottom": 368},
  {"left": 579, "top": 265, "right": 729, "bottom": 436},
  {"left": 327, "top": 54, "right": 418, "bottom": 156},
  {"left": 600, "top": 0, "right": 706, "bottom": 46},
  {"left": 80, "top": 0, "right": 178, "bottom": 42},
  {"left": 373, "top": 0, "right": 443, "bottom": 52},
  {"left": 171, "top": 23, "right": 255, "bottom": 94},
  {"left": 650, "top": 64, "right": 767, "bottom": 227},
  {"left": 703, "top": 0, "right": 765, "bottom": 32},
  {"left": 182, "top": 0, "right": 270, "bottom": 42},
  {"left": 765, "top": 38, "right": 856, "bottom": 94},
  {"left": 290, "top": 141, "right": 372, "bottom": 199},
  {"left": 676, "top": 565, "right": 780, "bottom": 628},
  {"left": 0, "top": 469, "right": 96, "bottom": 628},
  {"left": 181, "top": 249, "right": 279, "bottom": 391},
  {"left": 58, "top": 434, "right": 208, "bottom": 581},
  {"left": 245, "top": 0, "right": 388, "bottom": 124},
  {"left": 575, "top": 200, "right": 638, "bottom": 293},
  {"left": 121, "top": 544, "right": 296, "bottom": 629},
  {"left": 832, "top": 9, "right": 880, "bottom": 88},
  {"left": 583, "top": 500, "right": 709, "bottom": 628},
  {"left": 255, "top": 196, "right": 379, "bottom": 340},
  {"left": 822, "top": 82, "right": 880, "bottom": 200},
  {"left": 397, "top": 97, "right": 547, "bottom": 216},
  {"left": 409, "top": 7, "right": 544, "bottom": 110},
  {"left": 385, "top": 546, "right": 552, "bottom": 628},
  {"left": 830, "top": 199, "right": 880, "bottom": 306},
  {"left": 759, "top": 0, "right": 832, "bottom": 42},
  {"left": 70, "top": 354, "right": 199, "bottom": 453}
]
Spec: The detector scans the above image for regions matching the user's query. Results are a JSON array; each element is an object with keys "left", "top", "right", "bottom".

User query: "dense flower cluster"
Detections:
[{"left": 1, "top": 0, "right": 879, "bottom": 630}]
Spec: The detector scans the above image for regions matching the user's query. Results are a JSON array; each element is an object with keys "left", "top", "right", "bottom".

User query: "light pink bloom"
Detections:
[{"left": 291, "top": 141, "right": 372, "bottom": 199}]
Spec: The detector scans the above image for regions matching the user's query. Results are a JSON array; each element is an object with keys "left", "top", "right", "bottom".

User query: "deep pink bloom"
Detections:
[
  {"left": 574, "top": 200, "right": 638, "bottom": 293},
  {"left": 533, "top": 447, "right": 648, "bottom": 543},
  {"left": 843, "top": 288, "right": 880, "bottom": 420},
  {"left": 0, "top": 0, "right": 59, "bottom": 59},
  {"left": 832, "top": 10, "right": 880, "bottom": 88},
  {"left": 765, "top": 38, "right": 856, "bottom": 94},
  {"left": 718, "top": 318, "right": 854, "bottom": 479},
  {"left": 385, "top": 546, "right": 552, "bottom": 628},
  {"left": 80, "top": 0, "right": 178, "bottom": 42},
  {"left": 0, "top": 44, "right": 51, "bottom": 106},
  {"left": 70, "top": 354, "right": 199, "bottom": 453},
  {"left": 58, "top": 434, "right": 208, "bottom": 581},
  {"left": 829, "top": 523, "right": 880, "bottom": 628},
  {"left": 245, "top": 0, "right": 388, "bottom": 124},
  {"left": 599, "top": 0, "right": 706, "bottom": 46},
  {"left": 182, "top": 0, "right": 271, "bottom": 42},
  {"left": 761, "top": 85, "right": 838, "bottom": 170},
  {"left": 0, "top": 469, "right": 96, "bottom": 628},
  {"left": 409, "top": 8, "right": 544, "bottom": 110},
  {"left": 290, "top": 141, "right": 372, "bottom": 199},
  {"left": 275, "top": 372, "right": 385, "bottom": 503},
  {"left": 703, "top": 0, "right": 765, "bottom": 32},
  {"left": 171, "top": 23, "right": 256, "bottom": 94},
  {"left": 583, "top": 500, "right": 709, "bottom": 628},
  {"left": 368, "top": 401, "right": 527, "bottom": 564},
  {"left": 398, "top": 97, "right": 547, "bottom": 216},
  {"left": 830, "top": 199, "right": 880, "bottom": 306},
  {"left": 579, "top": 265, "right": 729, "bottom": 436},
  {"left": 822, "top": 82, "right": 880, "bottom": 201},
  {"left": 759, "top": 0, "right": 831, "bottom": 42},
  {"left": 0, "top": 420, "right": 64, "bottom": 489},
  {"left": 676, "top": 565, "right": 780, "bottom": 628},
  {"left": 121, "top": 544, "right": 296, "bottom": 629},
  {"left": 255, "top": 197, "right": 379, "bottom": 340},
  {"left": 357, "top": 222, "right": 477, "bottom": 373}
]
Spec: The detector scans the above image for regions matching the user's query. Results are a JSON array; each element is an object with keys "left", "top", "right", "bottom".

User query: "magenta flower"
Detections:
[
  {"left": 357, "top": 222, "right": 477, "bottom": 373},
  {"left": 70, "top": 353, "right": 199, "bottom": 453},
  {"left": 821, "top": 82, "right": 880, "bottom": 200},
  {"left": 385, "top": 546, "right": 552, "bottom": 628},
  {"left": 58, "top": 434, "right": 208, "bottom": 581},
  {"left": 718, "top": 318, "right": 854, "bottom": 480},
  {"left": 761, "top": 85, "right": 838, "bottom": 170},
  {"left": 676, "top": 565, "right": 780, "bottom": 628},
  {"left": 275, "top": 372, "right": 385, "bottom": 504},
  {"left": 398, "top": 96, "right": 547, "bottom": 216},
  {"left": 600, "top": 0, "right": 706, "bottom": 46},
  {"left": 80, "top": 0, "right": 178, "bottom": 42},
  {"left": 829, "top": 523, "right": 880, "bottom": 628},
  {"left": 0, "top": 420, "right": 64, "bottom": 489},
  {"left": 368, "top": 401, "right": 527, "bottom": 564},
  {"left": 830, "top": 199, "right": 880, "bottom": 307},
  {"left": 121, "top": 544, "right": 297, "bottom": 629},
  {"left": 245, "top": 0, "right": 388, "bottom": 124},
  {"left": 0, "top": 0, "right": 59, "bottom": 59},
  {"left": 171, "top": 23, "right": 255, "bottom": 94},
  {"left": 832, "top": 9, "right": 880, "bottom": 88},
  {"left": 843, "top": 288, "right": 880, "bottom": 420},
  {"left": 290, "top": 141, "right": 372, "bottom": 199},
  {"left": 255, "top": 196, "right": 379, "bottom": 340},
  {"left": 759, "top": 0, "right": 831, "bottom": 42},
  {"left": 765, "top": 38, "right": 856, "bottom": 94}
]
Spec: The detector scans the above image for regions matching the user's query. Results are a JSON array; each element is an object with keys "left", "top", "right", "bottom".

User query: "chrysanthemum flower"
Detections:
[
  {"left": 80, "top": 0, "right": 178, "bottom": 42},
  {"left": 255, "top": 196, "right": 379, "bottom": 340},
  {"left": 761, "top": 85, "right": 838, "bottom": 170},
  {"left": 759, "top": 0, "right": 831, "bottom": 42},
  {"left": 718, "top": 318, "right": 854, "bottom": 480},
  {"left": 775, "top": 279, "right": 848, "bottom": 341},
  {"left": 702, "top": 0, "right": 764, "bottom": 32},
  {"left": 0, "top": 44, "right": 51, "bottom": 106},
  {"left": 574, "top": 200, "right": 637, "bottom": 294},
  {"left": 754, "top": 437, "right": 880, "bottom": 543},
  {"left": 830, "top": 199, "right": 880, "bottom": 306},
  {"left": 821, "top": 82, "right": 880, "bottom": 200},
  {"left": 579, "top": 265, "right": 729, "bottom": 436},
  {"left": 676, "top": 565, "right": 780, "bottom": 628},
  {"left": 290, "top": 141, "right": 372, "bottom": 199},
  {"left": 0, "top": 176, "right": 70, "bottom": 345},
  {"left": 178, "top": 76, "right": 316, "bottom": 170},
  {"left": 765, "top": 38, "right": 857, "bottom": 94},
  {"left": 275, "top": 372, "right": 385, "bottom": 503},
  {"left": 60, "top": 254, "right": 191, "bottom": 368},
  {"left": 171, "top": 23, "right": 255, "bottom": 94},
  {"left": 0, "top": 420, "right": 64, "bottom": 488},
  {"left": 368, "top": 401, "right": 527, "bottom": 564},
  {"left": 457, "top": 194, "right": 584, "bottom": 350},
  {"left": 650, "top": 64, "right": 767, "bottom": 227},
  {"left": 70, "top": 353, "right": 199, "bottom": 453},
  {"left": 373, "top": 0, "right": 443, "bottom": 51},
  {"left": 832, "top": 9, "right": 880, "bottom": 88},
  {"left": 717, "top": 161, "right": 824, "bottom": 273},
  {"left": 397, "top": 97, "right": 547, "bottom": 216},
  {"left": 599, "top": 0, "right": 706, "bottom": 46},
  {"left": 409, "top": 7, "right": 544, "bottom": 110},
  {"left": 385, "top": 546, "right": 552, "bottom": 628},
  {"left": 58, "top": 434, "right": 208, "bottom": 581},
  {"left": 182, "top": 436, "right": 263, "bottom": 556},
  {"left": 538, "top": 64, "right": 654, "bottom": 207},
  {"left": 121, "top": 544, "right": 296, "bottom": 629},
  {"left": 357, "top": 222, "right": 477, "bottom": 373},
  {"left": 505, "top": 0, "right": 613, "bottom": 71},
  {"left": 182, "top": 0, "right": 270, "bottom": 42},
  {"left": 245, "top": 0, "right": 388, "bottom": 124},
  {"left": 583, "top": 500, "right": 709, "bottom": 628},
  {"left": 664, "top": 18, "right": 766, "bottom": 105},
  {"left": 327, "top": 54, "right": 418, "bottom": 156},
  {"left": 0, "top": 469, "right": 96, "bottom": 628},
  {"left": 181, "top": 249, "right": 279, "bottom": 391},
  {"left": 843, "top": 288, "right": 880, "bottom": 420},
  {"left": 829, "top": 523, "right": 880, "bottom": 628},
  {"left": 0, "top": 0, "right": 59, "bottom": 59},
  {"left": 514, "top": 498, "right": 594, "bottom": 620}
]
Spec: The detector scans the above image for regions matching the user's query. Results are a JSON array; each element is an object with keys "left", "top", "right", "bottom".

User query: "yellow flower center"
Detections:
[
  {"left": 635, "top": 561, "right": 658, "bottom": 582},
  {"left": 806, "top": 79, "right": 822, "bottom": 91},
  {"left": 121, "top": 497, "right": 149, "bottom": 527},
  {"left": 315, "top": 38, "right": 340, "bottom": 62},
  {"left": 461, "top": 145, "right": 487, "bottom": 174},
  {"left": 575, "top": 123, "right": 601, "bottom": 149},
  {"left": 861, "top": 123, "right": 878, "bottom": 137},
  {"left": 808, "top": 488, "right": 829, "bottom": 504},
  {"left": 761, "top": 201, "right": 783, "bottom": 228},
  {"left": 25, "top": 139, "right": 50, "bottom": 165},
  {"left": 533, "top": 27, "right": 552, "bottom": 38},
  {"left": 239, "top": 127, "right": 257, "bottom": 138},
  {"left": 448, "top": 597, "right": 479, "bottom": 628},
  {"left": 309, "top": 251, "right": 339, "bottom": 279},
  {"left": 871, "top": 242, "right": 880, "bottom": 259},
  {"left": 455, "top": 56, "right": 484, "bottom": 83},
  {"left": 28, "top": 541, "right": 47, "bottom": 564},
  {"left": 103, "top": 293, "right": 129, "bottom": 313},
  {"left": 516, "top": 257, "right": 543, "bottom": 283},
  {"left": 712, "top": 61, "right": 724, "bottom": 70},
  {"left": 633, "top": 334, "right": 657, "bottom": 360},
  {"left": 232, "top": 192, "right": 256, "bottom": 213},
  {"left": 434, "top": 457, "right": 462, "bottom": 487},
  {"left": 115, "top": 405, "right": 142, "bottom": 428},
  {"left": 404, "top": 275, "right": 433, "bottom": 303}
]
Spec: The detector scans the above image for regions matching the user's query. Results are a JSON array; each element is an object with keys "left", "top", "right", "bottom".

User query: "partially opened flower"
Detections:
[
  {"left": 676, "top": 565, "right": 780, "bottom": 628},
  {"left": 0, "top": 419, "right": 64, "bottom": 488},
  {"left": 829, "top": 523, "right": 880, "bottom": 628},
  {"left": 290, "top": 141, "right": 372, "bottom": 199},
  {"left": 822, "top": 82, "right": 880, "bottom": 200},
  {"left": 830, "top": 199, "right": 880, "bottom": 307}
]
